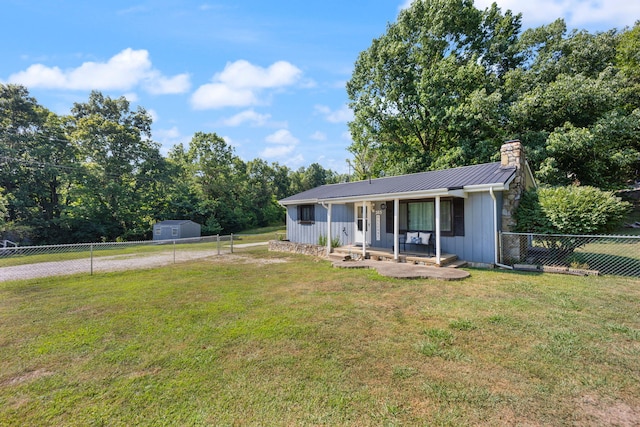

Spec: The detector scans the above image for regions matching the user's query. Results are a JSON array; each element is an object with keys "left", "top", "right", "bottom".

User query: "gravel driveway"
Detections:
[{"left": 0, "top": 242, "right": 268, "bottom": 282}]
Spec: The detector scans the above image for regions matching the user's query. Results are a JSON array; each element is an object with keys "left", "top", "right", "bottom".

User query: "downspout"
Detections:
[
  {"left": 490, "top": 187, "right": 513, "bottom": 270},
  {"left": 320, "top": 202, "right": 332, "bottom": 256}
]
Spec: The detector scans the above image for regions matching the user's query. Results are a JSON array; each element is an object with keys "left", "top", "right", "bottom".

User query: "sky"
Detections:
[{"left": 1, "top": 1, "right": 639, "bottom": 173}]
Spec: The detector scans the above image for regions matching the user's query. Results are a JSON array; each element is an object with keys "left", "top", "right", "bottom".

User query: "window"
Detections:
[
  {"left": 388, "top": 198, "right": 464, "bottom": 236},
  {"left": 356, "top": 206, "right": 364, "bottom": 231},
  {"left": 171, "top": 227, "right": 179, "bottom": 236},
  {"left": 297, "top": 204, "right": 315, "bottom": 224},
  {"left": 408, "top": 201, "right": 434, "bottom": 230}
]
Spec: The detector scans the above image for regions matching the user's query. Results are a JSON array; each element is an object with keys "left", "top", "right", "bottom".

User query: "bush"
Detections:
[{"left": 515, "top": 186, "right": 631, "bottom": 235}]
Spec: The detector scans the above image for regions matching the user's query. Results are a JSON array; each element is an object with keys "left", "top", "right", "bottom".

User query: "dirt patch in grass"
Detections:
[
  {"left": 3, "top": 369, "right": 54, "bottom": 386},
  {"left": 577, "top": 394, "right": 640, "bottom": 426}
]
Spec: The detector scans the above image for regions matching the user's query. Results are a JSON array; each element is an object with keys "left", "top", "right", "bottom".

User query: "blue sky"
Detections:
[{"left": 2, "top": 1, "right": 638, "bottom": 173}]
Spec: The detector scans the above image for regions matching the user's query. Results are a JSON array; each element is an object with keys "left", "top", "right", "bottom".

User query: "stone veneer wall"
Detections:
[
  {"left": 268, "top": 240, "right": 327, "bottom": 257},
  {"left": 500, "top": 140, "right": 527, "bottom": 261}
]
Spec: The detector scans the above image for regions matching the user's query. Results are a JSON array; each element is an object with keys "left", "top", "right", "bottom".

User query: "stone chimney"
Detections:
[
  {"left": 500, "top": 140, "right": 526, "bottom": 233},
  {"left": 500, "top": 140, "right": 528, "bottom": 263}
]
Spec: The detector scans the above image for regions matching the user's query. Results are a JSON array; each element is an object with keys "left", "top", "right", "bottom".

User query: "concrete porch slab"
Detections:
[{"left": 332, "top": 259, "right": 470, "bottom": 281}]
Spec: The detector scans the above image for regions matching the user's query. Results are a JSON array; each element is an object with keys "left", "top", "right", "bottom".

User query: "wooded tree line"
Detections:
[
  {"left": 0, "top": 86, "right": 343, "bottom": 244},
  {"left": 347, "top": 0, "right": 640, "bottom": 189}
]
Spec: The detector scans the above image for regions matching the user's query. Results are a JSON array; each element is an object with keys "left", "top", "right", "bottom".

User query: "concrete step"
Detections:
[{"left": 446, "top": 260, "right": 468, "bottom": 268}]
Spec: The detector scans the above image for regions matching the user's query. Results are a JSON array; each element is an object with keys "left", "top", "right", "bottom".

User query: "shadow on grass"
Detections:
[{"left": 571, "top": 252, "right": 640, "bottom": 277}]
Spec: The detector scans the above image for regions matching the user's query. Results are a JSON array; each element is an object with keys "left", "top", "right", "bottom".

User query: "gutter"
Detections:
[{"left": 489, "top": 187, "right": 513, "bottom": 270}]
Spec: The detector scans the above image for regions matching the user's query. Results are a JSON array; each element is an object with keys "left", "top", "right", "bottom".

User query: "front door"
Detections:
[{"left": 355, "top": 204, "right": 372, "bottom": 246}]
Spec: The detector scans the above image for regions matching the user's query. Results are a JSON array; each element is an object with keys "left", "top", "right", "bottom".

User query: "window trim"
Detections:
[
  {"left": 386, "top": 197, "right": 464, "bottom": 237},
  {"left": 297, "top": 204, "right": 315, "bottom": 224}
]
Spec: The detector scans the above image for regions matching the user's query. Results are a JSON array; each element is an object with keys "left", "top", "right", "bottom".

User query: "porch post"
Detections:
[
  {"left": 394, "top": 198, "right": 400, "bottom": 261},
  {"left": 435, "top": 196, "right": 441, "bottom": 266},
  {"left": 362, "top": 201, "right": 367, "bottom": 259},
  {"left": 326, "top": 203, "right": 332, "bottom": 256}
]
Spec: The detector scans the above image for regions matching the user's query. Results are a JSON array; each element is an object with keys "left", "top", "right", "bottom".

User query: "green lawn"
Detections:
[{"left": 1, "top": 247, "right": 639, "bottom": 425}]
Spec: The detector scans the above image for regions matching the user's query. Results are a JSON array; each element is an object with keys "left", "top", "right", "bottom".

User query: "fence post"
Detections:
[
  {"left": 217, "top": 234, "right": 220, "bottom": 255},
  {"left": 230, "top": 233, "right": 233, "bottom": 253},
  {"left": 90, "top": 244, "right": 94, "bottom": 276},
  {"left": 173, "top": 240, "right": 176, "bottom": 263},
  {"left": 498, "top": 231, "right": 503, "bottom": 265}
]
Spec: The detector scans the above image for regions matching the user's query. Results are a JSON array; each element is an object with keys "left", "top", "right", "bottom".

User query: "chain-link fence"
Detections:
[
  {"left": 500, "top": 232, "right": 640, "bottom": 277},
  {"left": 0, "top": 234, "right": 267, "bottom": 282}
]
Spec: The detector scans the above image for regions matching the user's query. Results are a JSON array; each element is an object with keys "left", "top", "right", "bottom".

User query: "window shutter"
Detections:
[{"left": 385, "top": 201, "right": 394, "bottom": 232}]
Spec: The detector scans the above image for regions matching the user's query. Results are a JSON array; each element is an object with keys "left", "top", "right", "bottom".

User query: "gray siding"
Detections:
[
  {"left": 286, "top": 204, "right": 353, "bottom": 246},
  {"left": 287, "top": 192, "right": 502, "bottom": 264},
  {"left": 439, "top": 192, "right": 497, "bottom": 264},
  {"left": 153, "top": 220, "right": 201, "bottom": 240}
]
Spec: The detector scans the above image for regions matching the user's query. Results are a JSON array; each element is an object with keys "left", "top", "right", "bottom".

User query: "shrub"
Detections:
[
  {"left": 515, "top": 186, "right": 631, "bottom": 235},
  {"left": 515, "top": 186, "right": 632, "bottom": 259}
]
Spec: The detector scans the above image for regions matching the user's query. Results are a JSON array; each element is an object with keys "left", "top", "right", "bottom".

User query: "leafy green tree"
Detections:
[
  {"left": 537, "top": 110, "right": 640, "bottom": 188},
  {"left": 348, "top": 5, "right": 639, "bottom": 189},
  {"left": 180, "top": 132, "right": 251, "bottom": 233},
  {"left": 0, "top": 84, "right": 77, "bottom": 243},
  {"left": 67, "top": 91, "right": 162, "bottom": 241},
  {"left": 616, "top": 21, "right": 640, "bottom": 81},
  {"left": 0, "top": 188, "right": 7, "bottom": 229},
  {"left": 346, "top": 0, "right": 522, "bottom": 175}
]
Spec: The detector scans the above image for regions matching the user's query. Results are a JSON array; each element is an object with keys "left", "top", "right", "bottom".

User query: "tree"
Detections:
[
  {"left": 67, "top": 91, "right": 162, "bottom": 241},
  {"left": 346, "top": 0, "right": 522, "bottom": 176},
  {"left": 0, "top": 188, "right": 7, "bottom": 229},
  {"left": 0, "top": 84, "right": 76, "bottom": 243},
  {"left": 536, "top": 110, "right": 640, "bottom": 188},
  {"left": 348, "top": 5, "right": 639, "bottom": 189}
]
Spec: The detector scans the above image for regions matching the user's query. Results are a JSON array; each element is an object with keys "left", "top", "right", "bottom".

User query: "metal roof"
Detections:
[{"left": 280, "top": 162, "right": 516, "bottom": 204}]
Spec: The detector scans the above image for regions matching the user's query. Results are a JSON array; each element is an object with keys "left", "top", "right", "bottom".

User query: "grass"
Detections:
[{"left": 1, "top": 248, "right": 639, "bottom": 425}]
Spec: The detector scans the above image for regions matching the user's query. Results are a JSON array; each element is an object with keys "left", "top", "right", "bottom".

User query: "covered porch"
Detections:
[{"left": 323, "top": 193, "right": 465, "bottom": 266}]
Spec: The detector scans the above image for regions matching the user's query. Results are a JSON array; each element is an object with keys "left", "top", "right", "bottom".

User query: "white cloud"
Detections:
[
  {"left": 191, "top": 59, "right": 302, "bottom": 110},
  {"left": 154, "top": 126, "right": 191, "bottom": 154},
  {"left": 261, "top": 144, "right": 296, "bottom": 158},
  {"left": 472, "top": 0, "right": 640, "bottom": 30},
  {"left": 147, "top": 109, "right": 159, "bottom": 123},
  {"left": 315, "top": 104, "right": 354, "bottom": 123},
  {"left": 222, "top": 135, "right": 239, "bottom": 147},
  {"left": 220, "top": 109, "right": 271, "bottom": 127},
  {"left": 401, "top": 0, "right": 639, "bottom": 30},
  {"left": 7, "top": 48, "right": 191, "bottom": 95},
  {"left": 261, "top": 129, "right": 300, "bottom": 159},
  {"left": 123, "top": 92, "right": 139, "bottom": 103},
  {"left": 144, "top": 72, "right": 191, "bottom": 95},
  {"left": 310, "top": 131, "right": 327, "bottom": 141},
  {"left": 399, "top": 0, "right": 412, "bottom": 10},
  {"left": 265, "top": 129, "right": 299, "bottom": 145},
  {"left": 217, "top": 60, "right": 302, "bottom": 89},
  {"left": 191, "top": 83, "right": 257, "bottom": 109}
]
